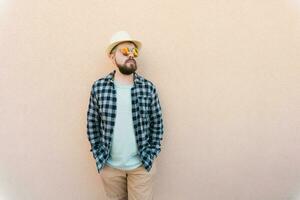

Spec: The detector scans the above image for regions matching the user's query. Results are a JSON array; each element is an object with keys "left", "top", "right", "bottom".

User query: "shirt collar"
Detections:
[{"left": 106, "top": 69, "right": 142, "bottom": 85}]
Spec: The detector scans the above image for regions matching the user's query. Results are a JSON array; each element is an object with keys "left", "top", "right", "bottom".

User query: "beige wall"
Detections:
[{"left": 1, "top": 0, "right": 300, "bottom": 199}]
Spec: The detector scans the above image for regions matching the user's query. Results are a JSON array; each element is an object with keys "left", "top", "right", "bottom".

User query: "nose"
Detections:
[{"left": 128, "top": 52, "right": 134, "bottom": 59}]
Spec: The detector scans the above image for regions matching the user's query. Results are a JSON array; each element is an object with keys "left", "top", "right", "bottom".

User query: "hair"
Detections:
[{"left": 110, "top": 41, "right": 138, "bottom": 56}]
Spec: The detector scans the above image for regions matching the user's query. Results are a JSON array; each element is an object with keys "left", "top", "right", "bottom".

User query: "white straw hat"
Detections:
[{"left": 106, "top": 31, "right": 142, "bottom": 57}]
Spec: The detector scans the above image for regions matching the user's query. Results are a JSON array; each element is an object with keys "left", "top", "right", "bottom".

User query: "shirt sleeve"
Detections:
[
  {"left": 86, "top": 83, "right": 102, "bottom": 159},
  {"left": 148, "top": 85, "right": 164, "bottom": 159}
]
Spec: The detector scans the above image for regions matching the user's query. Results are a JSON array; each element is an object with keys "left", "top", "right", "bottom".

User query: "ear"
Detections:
[
  {"left": 110, "top": 53, "right": 116, "bottom": 65},
  {"left": 109, "top": 53, "right": 114, "bottom": 60}
]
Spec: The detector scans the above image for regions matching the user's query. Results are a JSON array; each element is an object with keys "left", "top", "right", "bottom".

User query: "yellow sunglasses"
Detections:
[{"left": 119, "top": 47, "right": 139, "bottom": 57}]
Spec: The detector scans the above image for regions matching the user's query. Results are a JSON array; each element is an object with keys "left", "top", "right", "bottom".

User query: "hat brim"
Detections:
[{"left": 106, "top": 40, "right": 142, "bottom": 57}]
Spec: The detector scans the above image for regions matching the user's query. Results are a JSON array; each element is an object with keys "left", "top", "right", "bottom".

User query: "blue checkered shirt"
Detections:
[{"left": 87, "top": 70, "right": 164, "bottom": 173}]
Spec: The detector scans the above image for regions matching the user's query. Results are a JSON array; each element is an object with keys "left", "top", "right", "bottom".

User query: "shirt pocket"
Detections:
[{"left": 137, "top": 94, "right": 152, "bottom": 119}]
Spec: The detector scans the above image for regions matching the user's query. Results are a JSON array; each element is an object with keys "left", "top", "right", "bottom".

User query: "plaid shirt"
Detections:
[{"left": 87, "top": 70, "right": 164, "bottom": 173}]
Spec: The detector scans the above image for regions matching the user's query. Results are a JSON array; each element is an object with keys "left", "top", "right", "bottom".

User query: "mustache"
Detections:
[{"left": 126, "top": 58, "right": 136, "bottom": 64}]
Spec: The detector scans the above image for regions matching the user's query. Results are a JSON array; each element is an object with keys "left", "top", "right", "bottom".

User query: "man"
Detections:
[{"left": 86, "top": 31, "right": 164, "bottom": 200}]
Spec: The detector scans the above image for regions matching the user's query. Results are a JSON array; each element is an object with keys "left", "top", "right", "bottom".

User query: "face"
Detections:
[{"left": 110, "top": 42, "right": 138, "bottom": 75}]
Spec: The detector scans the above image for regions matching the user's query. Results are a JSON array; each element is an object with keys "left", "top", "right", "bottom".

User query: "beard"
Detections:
[{"left": 116, "top": 58, "right": 137, "bottom": 75}]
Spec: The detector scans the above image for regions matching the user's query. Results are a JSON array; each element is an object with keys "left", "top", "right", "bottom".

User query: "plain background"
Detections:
[{"left": 0, "top": 0, "right": 300, "bottom": 199}]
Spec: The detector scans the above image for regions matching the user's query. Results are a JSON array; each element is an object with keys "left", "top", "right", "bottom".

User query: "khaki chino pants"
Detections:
[{"left": 100, "top": 161, "right": 157, "bottom": 200}]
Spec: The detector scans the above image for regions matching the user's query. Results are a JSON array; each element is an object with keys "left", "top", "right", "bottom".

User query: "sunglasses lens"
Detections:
[
  {"left": 133, "top": 48, "right": 138, "bottom": 57},
  {"left": 121, "top": 47, "right": 129, "bottom": 55}
]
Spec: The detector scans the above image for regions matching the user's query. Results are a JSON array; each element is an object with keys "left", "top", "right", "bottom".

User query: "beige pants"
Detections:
[{"left": 100, "top": 161, "right": 157, "bottom": 200}]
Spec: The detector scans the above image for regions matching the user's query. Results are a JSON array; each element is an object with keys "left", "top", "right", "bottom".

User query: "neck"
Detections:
[{"left": 114, "top": 69, "right": 134, "bottom": 85}]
